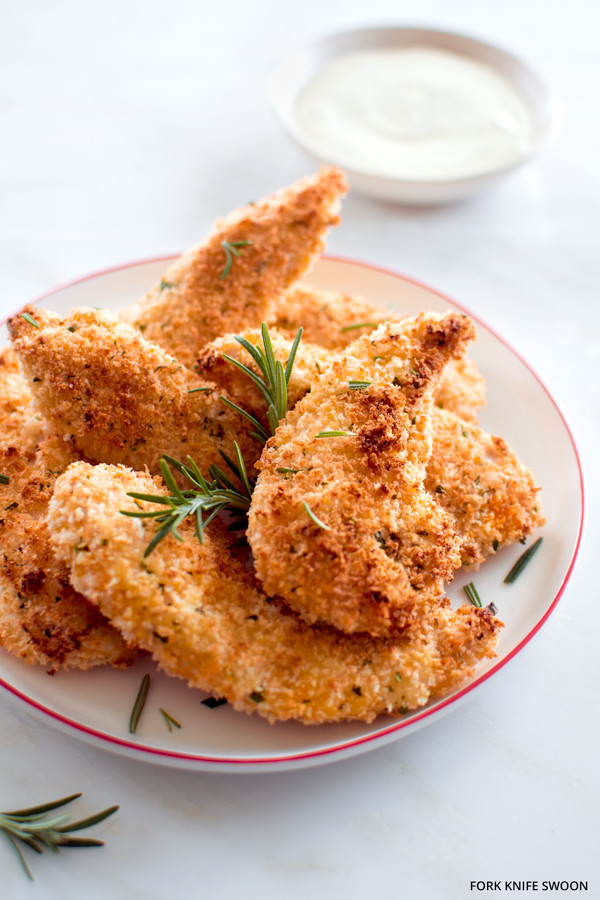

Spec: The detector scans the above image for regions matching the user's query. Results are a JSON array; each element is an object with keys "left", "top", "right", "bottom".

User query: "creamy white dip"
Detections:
[{"left": 294, "top": 46, "right": 537, "bottom": 181}]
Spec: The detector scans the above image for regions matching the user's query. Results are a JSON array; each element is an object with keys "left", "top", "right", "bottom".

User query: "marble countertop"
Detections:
[{"left": 1, "top": 2, "right": 597, "bottom": 897}]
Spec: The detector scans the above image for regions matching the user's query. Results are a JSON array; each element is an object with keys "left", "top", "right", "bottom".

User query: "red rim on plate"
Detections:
[{"left": 0, "top": 255, "right": 584, "bottom": 769}]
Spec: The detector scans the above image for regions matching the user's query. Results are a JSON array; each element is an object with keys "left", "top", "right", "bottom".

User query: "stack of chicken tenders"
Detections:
[{"left": 0, "top": 168, "right": 544, "bottom": 724}]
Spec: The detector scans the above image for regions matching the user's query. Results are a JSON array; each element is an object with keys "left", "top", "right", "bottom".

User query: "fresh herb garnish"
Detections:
[
  {"left": 0, "top": 793, "right": 118, "bottom": 881},
  {"left": 220, "top": 322, "right": 302, "bottom": 445},
  {"left": 187, "top": 387, "right": 211, "bottom": 393},
  {"left": 503, "top": 537, "right": 543, "bottom": 584},
  {"left": 220, "top": 240, "right": 252, "bottom": 280},
  {"left": 348, "top": 380, "right": 372, "bottom": 390},
  {"left": 315, "top": 430, "right": 356, "bottom": 438},
  {"left": 159, "top": 708, "right": 181, "bottom": 732},
  {"left": 0, "top": 474, "right": 9, "bottom": 485},
  {"left": 159, "top": 280, "right": 175, "bottom": 292},
  {"left": 121, "top": 446, "right": 254, "bottom": 557},
  {"left": 276, "top": 467, "right": 300, "bottom": 474},
  {"left": 463, "top": 582, "right": 482, "bottom": 608},
  {"left": 129, "top": 673, "right": 150, "bottom": 733},
  {"left": 21, "top": 312, "right": 40, "bottom": 329},
  {"left": 339, "top": 322, "right": 379, "bottom": 333},
  {"left": 303, "top": 501, "right": 330, "bottom": 531}
]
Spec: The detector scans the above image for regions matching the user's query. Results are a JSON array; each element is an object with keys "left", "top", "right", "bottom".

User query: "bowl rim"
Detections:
[{"left": 269, "top": 24, "right": 561, "bottom": 191}]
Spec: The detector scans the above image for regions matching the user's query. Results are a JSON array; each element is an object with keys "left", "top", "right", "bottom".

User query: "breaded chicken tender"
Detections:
[
  {"left": 270, "top": 283, "right": 485, "bottom": 420},
  {"left": 270, "top": 283, "right": 388, "bottom": 349},
  {"left": 122, "top": 167, "right": 348, "bottom": 367},
  {"left": 197, "top": 325, "right": 483, "bottom": 426},
  {"left": 9, "top": 306, "right": 261, "bottom": 476},
  {"left": 48, "top": 461, "right": 502, "bottom": 724},
  {"left": 248, "top": 313, "right": 475, "bottom": 638},
  {"left": 426, "top": 407, "right": 544, "bottom": 568},
  {"left": 0, "top": 347, "right": 136, "bottom": 670}
]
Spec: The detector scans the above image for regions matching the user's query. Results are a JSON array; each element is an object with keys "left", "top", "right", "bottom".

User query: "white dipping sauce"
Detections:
[{"left": 294, "top": 46, "right": 536, "bottom": 181}]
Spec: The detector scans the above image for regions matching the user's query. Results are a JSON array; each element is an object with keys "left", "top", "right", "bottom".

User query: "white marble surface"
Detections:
[{"left": 1, "top": 1, "right": 597, "bottom": 897}]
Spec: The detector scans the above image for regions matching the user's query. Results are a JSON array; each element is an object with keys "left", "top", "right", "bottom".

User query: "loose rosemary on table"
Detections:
[{"left": 0, "top": 794, "right": 118, "bottom": 881}]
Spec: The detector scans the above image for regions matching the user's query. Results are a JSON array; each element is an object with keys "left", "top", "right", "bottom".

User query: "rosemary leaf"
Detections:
[
  {"left": 129, "top": 673, "right": 150, "bottom": 733},
  {"left": 21, "top": 312, "right": 40, "bottom": 328},
  {"left": 339, "top": 322, "right": 379, "bottom": 333},
  {"left": 221, "top": 240, "right": 252, "bottom": 280},
  {"left": 348, "top": 380, "right": 372, "bottom": 390},
  {"left": 159, "top": 708, "right": 182, "bottom": 732},
  {"left": 0, "top": 474, "right": 10, "bottom": 485},
  {"left": 504, "top": 537, "right": 543, "bottom": 584},
  {"left": 463, "top": 581, "right": 482, "bottom": 608},
  {"left": 315, "top": 430, "right": 356, "bottom": 438},
  {"left": 303, "top": 501, "right": 330, "bottom": 531}
]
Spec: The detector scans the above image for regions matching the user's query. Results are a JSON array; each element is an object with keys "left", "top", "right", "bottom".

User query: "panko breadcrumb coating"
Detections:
[
  {"left": 9, "top": 306, "right": 261, "bottom": 476},
  {"left": 0, "top": 347, "right": 136, "bottom": 670},
  {"left": 248, "top": 312, "right": 475, "bottom": 638},
  {"left": 121, "top": 167, "right": 348, "bottom": 367},
  {"left": 48, "top": 461, "right": 502, "bottom": 724},
  {"left": 198, "top": 328, "right": 538, "bottom": 568},
  {"left": 427, "top": 407, "right": 544, "bottom": 567},
  {"left": 271, "top": 282, "right": 485, "bottom": 421}
]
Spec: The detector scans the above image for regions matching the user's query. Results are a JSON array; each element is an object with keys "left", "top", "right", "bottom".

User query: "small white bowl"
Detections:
[{"left": 269, "top": 26, "right": 559, "bottom": 204}]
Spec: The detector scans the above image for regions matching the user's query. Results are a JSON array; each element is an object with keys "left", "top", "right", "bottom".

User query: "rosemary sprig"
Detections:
[
  {"left": 20, "top": 312, "right": 40, "bottom": 328},
  {"left": 121, "top": 445, "right": 254, "bottom": 556},
  {"left": 0, "top": 474, "right": 9, "bottom": 485},
  {"left": 303, "top": 501, "right": 330, "bottom": 531},
  {"left": 129, "top": 673, "right": 150, "bottom": 733},
  {"left": 463, "top": 581, "right": 482, "bottom": 608},
  {"left": 221, "top": 322, "right": 303, "bottom": 446},
  {"left": 504, "top": 536, "right": 543, "bottom": 584},
  {"left": 0, "top": 794, "right": 118, "bottom": 881},
  {"left": 221, "top": 240, "right": 252, "bottom": 279}
]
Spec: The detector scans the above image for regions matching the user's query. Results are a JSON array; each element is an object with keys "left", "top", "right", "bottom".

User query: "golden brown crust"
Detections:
[
  {"left": 9, "top": 306, "right": 261, "bottom": 476},
  {"left": 270, "top": 282, "right": 485, "bottom": 420},
  {"left": 248, "top": 313, "right": 475, "bottom": 637},
  {"left": 427, "top": 407, "right": 545, "bottom": 567},
  {"left": 48, "top": 461, "right": 502, "bottom": 723},
  {"left": 0, "top": 347, "right": 136, "bottom": 670},
  {"left": 122, "top": 167, "right": 348, "bottom": 367}
]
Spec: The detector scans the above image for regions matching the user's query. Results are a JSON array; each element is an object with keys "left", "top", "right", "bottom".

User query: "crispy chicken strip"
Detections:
[
  {"left": 270, "top": 284, "right": 485, "bottom": 421},
  {"left": 48, "top": 461, "right": 502, "bottom": 724},
  {"left": 425, "top": 407, "right": 544, "bottom": 568},
  {"left": 248, "top": 313, "right": 475, "bottom": 638},
  {"left": 9, "top": 306, "right": 261, "bottom": 475},
  {"left": 0, "top": 347, "right": 136, "bottom": 670},
  {"left": 121, "top": 167, "right": 348, "bottom": 367},
  {"left": 200, "top": 329, "right": 540, "bottom": 568}
]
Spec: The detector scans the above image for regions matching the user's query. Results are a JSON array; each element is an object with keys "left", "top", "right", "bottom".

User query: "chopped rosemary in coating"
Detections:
[
  {"left": 20, "top": 312, "right": 40, "bottom": 328},
  {"left": 303, "top": 501, "right": 330, "bottom": 531},
  {"left": 339, "top": 322, "right": 379, "bottom": 333},
  {"left": 348, "top": 380, "right": 372, "bottom": 390},
  {"left": 0, "top": 474, "right": 9, "bottom": 485},
  {"left": 504, "top": 536, "right": 543, "bottom": 584},
  {"left": 0, "top": 794, "right": 119, "bottom": 881},
  {"left": 315, "top": 430, "right": 356, "bottom": 438},
  {"left": 220, "top": 240, "right": 253, "bottom": 280}
]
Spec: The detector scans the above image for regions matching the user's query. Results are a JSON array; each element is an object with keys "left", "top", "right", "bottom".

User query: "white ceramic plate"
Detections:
[
  {"left": 269, "top": 27, "right": 560, "bottom": 204},
  {"left": 0, "top": 256, "right": 583, "bottom": 772}
]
